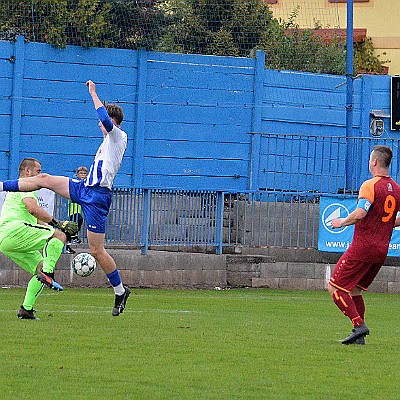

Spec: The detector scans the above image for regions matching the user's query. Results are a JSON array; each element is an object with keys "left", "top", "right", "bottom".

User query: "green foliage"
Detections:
[
  {"left": 155, "top": 0, "right": 210, "bottom": 54},
  {"left": 1, "top": 288, "right": 400, "bottom": 399},
  {"left": 0, "top": 0, "right": 33, "bottom": 40},
  {"left": 0, "top": 0, "right": 112, "bottom": 48},
  {"left": 154, "top": 0, "right": 276, "bottom": 57},
  {"left": 354, "top": 36, "right": 390, "bottom": 74},
  {"left": 263, "top": 27, "right": 346, "bottom": 75},
  {"left": 261, "top": 6, "right": 346, "bottom": 75},
  {"left": 106, "top": 0, "right": 167, "bottom": 50},
  {"left": 0, "top": 0, "right": 390, "bottom": 74}
]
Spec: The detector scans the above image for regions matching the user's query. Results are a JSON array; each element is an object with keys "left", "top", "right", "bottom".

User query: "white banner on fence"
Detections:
[{"left": 0, "top": 188, "right": 55, "bottom": 215}]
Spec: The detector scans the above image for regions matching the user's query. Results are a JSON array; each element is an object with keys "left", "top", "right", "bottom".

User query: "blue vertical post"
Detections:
[
  {"left": 141, "top": 188, "right": 151, "bottom": 254},
  {"left": 248, "top": 50, "right": 265, "bottom": 191},
  {"left": 133, "top": 48, "right": 148, "bottom": 188},
  {"left": 9, "top": 35, "right": 25, "bottom": 179},
  {"left": 359, "top": 75, "right": 372, "bottom": 140},
  {"left": 214, "top": 191, "right": 224, "bottom": 255},
  {"left": 345, "top": 0, "right": 354, "bottom": 191}
]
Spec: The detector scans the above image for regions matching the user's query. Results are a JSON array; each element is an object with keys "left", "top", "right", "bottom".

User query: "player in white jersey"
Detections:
[
  {"left": 85, "top": 104, "right": 127, "bottom": 190},
  {"left": 0, "top": 80, "right": 131, "bottom": 316}
]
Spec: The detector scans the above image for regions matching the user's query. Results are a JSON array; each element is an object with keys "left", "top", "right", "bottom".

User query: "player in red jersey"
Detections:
[{"left": 329, "top": 145, "right": 400, "bottom": 344}]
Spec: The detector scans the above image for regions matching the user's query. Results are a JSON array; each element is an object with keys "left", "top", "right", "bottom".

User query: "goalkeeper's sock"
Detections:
[
  {"left": 1, "top": 180, "right": 19, "bottom": 192},
  {"left": 42, "top": 237, "right": 64, "bottom": 273},
  {"left": 23, "top": 275, "right": 45, "bottom": 310},
  {"left": 332, "top": 290, "right": 363, "bottom": 327},
  {"left": 106, "top": 269, "right": 125, "bottom": 295}
]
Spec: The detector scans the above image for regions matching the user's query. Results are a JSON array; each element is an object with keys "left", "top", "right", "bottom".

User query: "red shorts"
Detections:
[{"left": 329, "top": 253, "right": 383, "bottom": 293}]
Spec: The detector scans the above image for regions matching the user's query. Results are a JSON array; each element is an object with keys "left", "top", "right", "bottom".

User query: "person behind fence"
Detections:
[
  {"left": 0, "top": 80, "right": 131, "bottom": 317},
  {"left": 0, "top": 158, "right": 78, "bottom": 320},
  {"left": 65, "top": 166, "right": 88, "bottom": 254},
  {"left": 329, "top": 145, "right": 400, "bottom": 345}
]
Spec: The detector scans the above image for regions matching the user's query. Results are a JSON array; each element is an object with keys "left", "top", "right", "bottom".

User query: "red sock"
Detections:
[
  {"left": 352, "top": 295, "right": 365, "bottom": 321},
  {"left": 332, "top": 290, "right": 363, "bottom": 327}
]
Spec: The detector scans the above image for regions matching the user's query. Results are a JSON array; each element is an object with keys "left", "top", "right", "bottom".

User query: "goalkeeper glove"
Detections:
[{"left": 49, "top": 218, "right": 79, "bottom": 241}]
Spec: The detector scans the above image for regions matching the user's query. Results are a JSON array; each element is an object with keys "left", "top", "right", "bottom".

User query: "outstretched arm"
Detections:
[
  {"left": 331, "top": 207, "right": 367, "bottom": 229},
  {"left": 86, "top": 80, "right": 114, "bottom": 132},
  {"left": 86, "top": 80, "right": 103, "bottom": 110}
]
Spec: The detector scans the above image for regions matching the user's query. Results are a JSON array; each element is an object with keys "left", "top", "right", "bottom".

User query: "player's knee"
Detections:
[
  {"left": 327, "top": 284, "right": 335, "bottom": 294},
  {"left": 89, "top": 247, "right": 102, "bottom": 260},
  {"left": 36, "top": 173, "right": 51, "bottom": 184},
  {"left": 35, "top": 261, "right": 43, "bottom": 274}
]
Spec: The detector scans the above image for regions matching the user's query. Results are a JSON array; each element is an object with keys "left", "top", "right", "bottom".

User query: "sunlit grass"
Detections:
[{"left": 0, "top": 288, "right": 399, "bottom": 399}]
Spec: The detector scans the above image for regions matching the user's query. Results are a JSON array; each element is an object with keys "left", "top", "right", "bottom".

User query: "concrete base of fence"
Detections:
[
  {"left": 1, "top": 247, "right": 400, "bottom": 293},
  {"left": 0, "top": 249, "right": 227, "bottom": 290}
]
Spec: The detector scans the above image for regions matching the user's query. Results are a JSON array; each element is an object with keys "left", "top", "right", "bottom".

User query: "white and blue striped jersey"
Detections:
[{"left": 85, "top": 124, "right": 127, "bottom": 190}]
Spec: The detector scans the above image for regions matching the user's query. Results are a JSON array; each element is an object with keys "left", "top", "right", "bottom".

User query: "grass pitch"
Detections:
[{"left": 0, "top": 287, "right": 399, "bottom": 399}]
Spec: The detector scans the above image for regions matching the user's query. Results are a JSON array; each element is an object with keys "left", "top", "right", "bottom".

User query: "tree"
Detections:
[
  {"left": 354, "top": 37, "right": 390, "bottom": 74},
  {"left": 0, "top": 0, "right": 112, "bottom": 48},
  {"left": 261, "top": 7, "right": 346, "bottom": 75},
  {"left": 0, "top": 0, "right": 389, "bottom": 74},
  {"left": 105, "top": 0, "right": 167, "bottom": 50},
  {"left": 154, "top": 0, "right": 277, "bottom": 57}
]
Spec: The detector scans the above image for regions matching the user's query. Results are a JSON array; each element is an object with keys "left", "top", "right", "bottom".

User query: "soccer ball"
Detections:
[{"left": 72, "top": 253, "right": 97, "bottom": 277}]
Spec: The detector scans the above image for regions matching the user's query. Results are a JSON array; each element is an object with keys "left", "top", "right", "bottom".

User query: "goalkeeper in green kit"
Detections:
[{"left": 0, "top": 158, "right": 78, "bottom": 320}]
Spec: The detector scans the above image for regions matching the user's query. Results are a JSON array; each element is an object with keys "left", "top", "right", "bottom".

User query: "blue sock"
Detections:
[
  {"left": 3, "top": 180, "right": 19, "bottom": 192},
  {"left": 106, "top": 269, "right": 122, "bottom": 287}
]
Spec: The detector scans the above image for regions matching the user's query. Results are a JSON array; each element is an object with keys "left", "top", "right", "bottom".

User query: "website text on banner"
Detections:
[{"left": 318, "top": 196, "right": 400, "bottom": 256}]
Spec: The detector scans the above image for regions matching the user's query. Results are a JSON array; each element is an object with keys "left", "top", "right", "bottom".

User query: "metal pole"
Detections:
[
  {"left": 141, "top": 189, "right": 151, "bottom": 254},
  {"left": 215, "top": 191, "right": 224, "bottom": 255},
  {"left": 345, "top": 0, "right": 354, "bottom": 191}
]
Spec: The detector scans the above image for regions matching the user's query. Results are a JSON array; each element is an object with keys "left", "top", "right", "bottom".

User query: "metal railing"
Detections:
[
  {"left": 52, "top": 135, "right": 400, "bottom": 254},
  {"left": 257, "top": 134, "right": 400, "bottom": 193},
  {"left": 54, "top": 189, "right": 320, "bottom": 254},
  {"left": 54, "top": 189, "right": 224, "bottom": 253}
]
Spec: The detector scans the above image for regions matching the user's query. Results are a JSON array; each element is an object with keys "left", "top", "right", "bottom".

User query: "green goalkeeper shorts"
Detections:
[{"left": 0, "top": 221, "right": 55, "bottom": 274}]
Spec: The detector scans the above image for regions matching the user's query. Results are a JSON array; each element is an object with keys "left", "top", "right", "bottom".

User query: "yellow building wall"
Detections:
[{"left": 268, "top": 0, "right": 400, "bottom": 75}]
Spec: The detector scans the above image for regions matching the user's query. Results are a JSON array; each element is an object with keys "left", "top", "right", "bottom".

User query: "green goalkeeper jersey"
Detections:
[{"left": 0, "top": 192, "right": 38, "bottom": 226}]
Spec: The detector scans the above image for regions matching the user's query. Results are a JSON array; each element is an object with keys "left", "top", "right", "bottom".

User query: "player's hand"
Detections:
[
  {"left": 50, "top": 219, "right": 79, "bottom": 239},
  {"left": 86, "top": 80, "right": 96, "bottom": 94},
  {"left": 331, "top": 218, "right": 343, "bottom": 229},
  {"left": 60, "top": 220, "right": 79, "bottom": 237}
]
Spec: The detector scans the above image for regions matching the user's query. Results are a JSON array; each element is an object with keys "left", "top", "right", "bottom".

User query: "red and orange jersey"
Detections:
[{"left": 347, "top": 176, "right": 400, "bottom": 262}]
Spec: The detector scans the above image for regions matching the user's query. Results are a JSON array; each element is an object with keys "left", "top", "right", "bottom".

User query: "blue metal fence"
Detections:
[
  {"left": 53, "top": 135, "right": 400, "bottom": 254},
  {"left": 257, "top": 134, "right": 400, "bottom": 193}
]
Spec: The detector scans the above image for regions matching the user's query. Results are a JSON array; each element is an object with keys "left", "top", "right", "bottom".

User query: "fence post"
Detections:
[
  {"left": 9, "top": 35, "right": 25, "bottom": 179},
  {"left": 248, "top": 50, "right": 265, "bottom": 191},
  {"left": 133, "top": 48, "right": 148, "bottom": 188},
  {"left": 215, "top": 191, "right": 224, "bottom": 255},
  {"left": 345, "top": 0, "right": 355, "bottom": 191},
  {"left": 141, "top": 188, "right": 151, "bottom": 254}
]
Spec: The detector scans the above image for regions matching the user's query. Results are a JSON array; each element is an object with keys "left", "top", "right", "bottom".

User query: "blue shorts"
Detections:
[{"left": 69, "top": 179, "right": 112, "bottom": 234}]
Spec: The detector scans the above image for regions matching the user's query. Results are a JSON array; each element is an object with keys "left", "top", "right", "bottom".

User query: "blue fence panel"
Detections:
[
  {"left": 51, "top": 136, "right": 400, "bottom": 253},
  {"left": 142, "top": 52, "right": 255, "bottom": 191},
  {"left": 258, "top": 134, "right": 347, "bottom": 193},
  {"left": 257, "top": 134, "right": 400, "bottom": 194},
  {"left": 2, "top": 38, "right": 400, "bottom": 193},
  {"left": 3, "top": 38, "right": 400, "bottom": 254}
]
